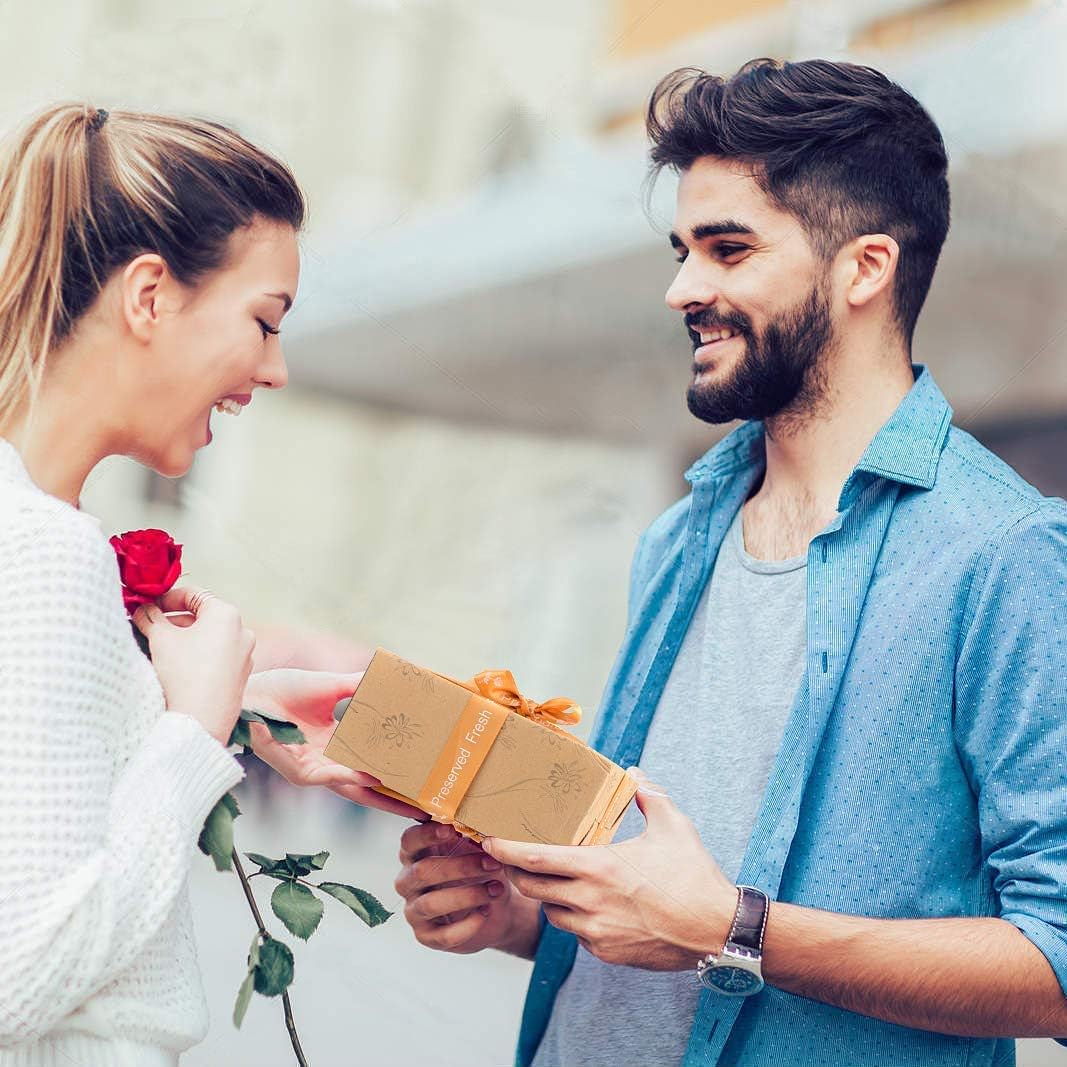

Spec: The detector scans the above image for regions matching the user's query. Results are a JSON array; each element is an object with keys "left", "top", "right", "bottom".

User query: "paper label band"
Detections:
[{"left": 415, "top": 695, "right": 508, "bottom": 820}]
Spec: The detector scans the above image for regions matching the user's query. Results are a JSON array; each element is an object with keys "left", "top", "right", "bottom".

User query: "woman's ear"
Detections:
[
  {"left": 843, "top": 233, "right": 900, "bottom": 311},
  {"left": 119, "top": 253, "right": 168, "bottom": 343}
]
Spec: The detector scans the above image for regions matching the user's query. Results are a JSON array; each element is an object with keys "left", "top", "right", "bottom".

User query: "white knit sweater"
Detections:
[{"left": 0, "top": 436, "right": 244, "bottom": 1067}]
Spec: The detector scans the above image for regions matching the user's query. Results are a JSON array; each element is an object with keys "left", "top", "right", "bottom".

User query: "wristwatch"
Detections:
[{"left": 696, "top": 885, "right": 769, "bottom": 997}]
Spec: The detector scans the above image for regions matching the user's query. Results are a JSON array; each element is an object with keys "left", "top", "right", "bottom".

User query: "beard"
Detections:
[{"left": 685, "top": 283, "right": 833, "bottom": 427}]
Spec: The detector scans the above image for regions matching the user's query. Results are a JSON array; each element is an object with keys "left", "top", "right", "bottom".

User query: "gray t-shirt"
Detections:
[{"left": 532, "top": 507, "right": 808, "bottom": 1067}]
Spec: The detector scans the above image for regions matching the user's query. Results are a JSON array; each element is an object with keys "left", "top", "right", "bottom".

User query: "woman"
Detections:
[{"left": 0, "top": 103, "right": 418, "bottom": 1066}]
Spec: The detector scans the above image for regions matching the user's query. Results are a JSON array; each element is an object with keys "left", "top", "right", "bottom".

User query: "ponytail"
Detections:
[{"left": 0, "top": 105, "right": 101, "bottom": 433}]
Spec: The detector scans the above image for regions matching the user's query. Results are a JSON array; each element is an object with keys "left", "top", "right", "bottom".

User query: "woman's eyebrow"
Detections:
[{"left": 263, "top": 291, "right": 293, "bottom": 312}]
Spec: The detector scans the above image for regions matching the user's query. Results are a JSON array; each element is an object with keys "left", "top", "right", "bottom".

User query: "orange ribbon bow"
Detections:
[{"left": 455, "top": 669, "right": 583, "bottom": 729}]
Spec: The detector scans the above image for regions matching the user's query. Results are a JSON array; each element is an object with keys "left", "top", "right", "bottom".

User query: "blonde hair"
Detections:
[{"left": 0, "top": 103, "right": 305, "bottom": 433}]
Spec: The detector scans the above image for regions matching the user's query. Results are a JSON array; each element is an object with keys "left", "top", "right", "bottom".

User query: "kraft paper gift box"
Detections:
[{"left": 325, "top": 648, "right": 638, "bottom": 845}]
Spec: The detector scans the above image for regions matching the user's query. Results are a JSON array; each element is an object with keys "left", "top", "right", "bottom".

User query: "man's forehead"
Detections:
[{"left": 671, "top": 156, "right": 773, "bottom": 238}]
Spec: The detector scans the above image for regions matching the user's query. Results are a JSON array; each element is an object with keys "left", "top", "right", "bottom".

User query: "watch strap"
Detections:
[{"left": 726, "top": 885, "right": 768, "bottom": 954}]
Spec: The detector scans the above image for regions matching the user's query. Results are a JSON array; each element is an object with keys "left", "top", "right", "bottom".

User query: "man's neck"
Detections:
[{"left": 742, "top": 347, "right": 915, "bottom": 560}]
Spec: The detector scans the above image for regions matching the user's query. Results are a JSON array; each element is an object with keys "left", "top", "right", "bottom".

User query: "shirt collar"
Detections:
[
  {"left": 839, "top": 364, "right": 952, "bottom": 506},
  {"left": 684, "top": 365, "right": 953, "bottom": 501}
]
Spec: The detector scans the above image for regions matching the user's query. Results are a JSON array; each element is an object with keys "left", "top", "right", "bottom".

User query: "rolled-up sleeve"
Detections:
[{"left": 954, "top": 503, "right": 1067, "bottom": 1020}]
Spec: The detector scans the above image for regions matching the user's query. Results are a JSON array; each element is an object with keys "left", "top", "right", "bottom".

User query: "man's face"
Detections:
[{"left": 665, "top": 156, "right": 834, "bottom": 425}]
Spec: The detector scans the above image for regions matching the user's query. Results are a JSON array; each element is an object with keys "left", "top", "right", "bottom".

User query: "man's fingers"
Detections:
[
  {"left": 542, "top": 902, "right": 582, "bottom": 935},
  {"left": 399, "top": 822, "right": 452, "bottom": 863},
  {"left": 404, "top": 882, "right": 501, "bottom": 924},
  {"left": 482, "top": 837, "right": 590, "bottom": 877},
  {"left": 414, "top": 908, "right": 487, "bottom": 951},
  {"left": 505, "top": 867, "right": 575, "bottom": 906},
  {"left": 396, "top": 851, "right": 502, "bottom": 897},
  {"left": 399, "top": 822, "right": 464, "bottom": 863}
]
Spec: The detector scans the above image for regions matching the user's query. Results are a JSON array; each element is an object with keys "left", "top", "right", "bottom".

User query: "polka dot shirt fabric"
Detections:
[{"left": 518, "top": 366, "right": 1067, "bottom": 1067}]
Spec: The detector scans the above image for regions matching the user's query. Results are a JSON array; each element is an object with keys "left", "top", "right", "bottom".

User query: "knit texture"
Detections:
[{"left": 0, "top": 437, "right": 244, "bottom": 1065}]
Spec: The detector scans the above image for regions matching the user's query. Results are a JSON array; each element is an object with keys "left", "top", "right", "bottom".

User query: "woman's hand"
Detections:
[
  {"left": 132, "top": 585, "right": 255, "bottom": 745},
  {"left": 242, "top": 667, "right": 427, "bottom": 821}
]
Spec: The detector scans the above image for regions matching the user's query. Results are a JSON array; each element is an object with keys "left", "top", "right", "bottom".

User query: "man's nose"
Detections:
[{"left": 665, "top": 259, "right": 718, "bottom": 313}]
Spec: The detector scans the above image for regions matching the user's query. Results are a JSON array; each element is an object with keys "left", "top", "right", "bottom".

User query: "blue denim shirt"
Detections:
[{"left": 516, "top": 366, "right": 1067, "bottom": 1067}]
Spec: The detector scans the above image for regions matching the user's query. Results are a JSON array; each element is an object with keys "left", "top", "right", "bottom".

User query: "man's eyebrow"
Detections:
[
  {"left": 264, "top": 291, "right": 293, "bottom": 312},
  {"left": 669, "top": 220, "right": 757, "bottom": 249}
]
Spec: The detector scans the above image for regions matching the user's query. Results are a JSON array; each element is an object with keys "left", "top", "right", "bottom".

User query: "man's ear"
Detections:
[
  {"left": 842, "top": 233, "right": 899, "bottom": 311},
  {"left": 119, "top": 253, "right": 168, "bottom": 343}
]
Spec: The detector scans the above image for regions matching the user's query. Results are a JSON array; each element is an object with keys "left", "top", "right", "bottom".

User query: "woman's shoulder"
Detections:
[{"left": 0, "top": 481, "right": 121, "bottom": 611}]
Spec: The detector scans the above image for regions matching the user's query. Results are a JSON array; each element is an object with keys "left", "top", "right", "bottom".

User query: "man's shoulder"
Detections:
[{"left": 930, "top": 425, "right": 1067, "bottom": 535}]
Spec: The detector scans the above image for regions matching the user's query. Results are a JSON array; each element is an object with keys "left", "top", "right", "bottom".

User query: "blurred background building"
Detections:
[{"left": 2, "top": 1, "right": 1065, "bottom": 1064}]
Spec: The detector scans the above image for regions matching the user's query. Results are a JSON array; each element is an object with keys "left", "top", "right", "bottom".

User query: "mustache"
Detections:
[{"left": 685, "top": 309, "right": 753, "bottom": 347}]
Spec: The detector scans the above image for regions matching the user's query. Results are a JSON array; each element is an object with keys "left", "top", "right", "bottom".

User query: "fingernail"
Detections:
[
  {"left": 487, "top": 880, "right": 504, "bottom": 897},
  {"left": 435, "top": 824, "right": 452, "bottom": 840},
  {"left": 481, "top": 855, "right": 502, "bottom": 871}
]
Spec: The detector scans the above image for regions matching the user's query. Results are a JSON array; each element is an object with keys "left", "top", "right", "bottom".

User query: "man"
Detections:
[{"left": 394, "top": 59, "right": 1067, "bottom": 1066}]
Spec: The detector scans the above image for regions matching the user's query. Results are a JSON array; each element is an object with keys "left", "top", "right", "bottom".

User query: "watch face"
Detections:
[{"left": 703, "top": 965, "right": 764, "bottom": 997}]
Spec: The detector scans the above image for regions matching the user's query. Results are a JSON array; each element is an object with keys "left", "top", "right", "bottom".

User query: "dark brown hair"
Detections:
[{"left": 647, "top": 59, "right": 950, "bottom": 343}]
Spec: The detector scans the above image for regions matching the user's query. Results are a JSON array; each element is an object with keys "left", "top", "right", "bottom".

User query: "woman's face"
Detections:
[{"left": 121, "top": 216, "right": 300, "bottom": 477}]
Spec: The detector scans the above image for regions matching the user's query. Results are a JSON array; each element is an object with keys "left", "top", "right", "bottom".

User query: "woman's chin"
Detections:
[
  {"left": 153, "top": 456, "right": 194, "bottom": 479},
  {"left": 148, "top": 440, "right": 198, "bottom": 479}
]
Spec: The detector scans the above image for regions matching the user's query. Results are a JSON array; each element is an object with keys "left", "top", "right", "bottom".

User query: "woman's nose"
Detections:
[{"left": 258, "top": 343, "right": 289, "bottom": 390}]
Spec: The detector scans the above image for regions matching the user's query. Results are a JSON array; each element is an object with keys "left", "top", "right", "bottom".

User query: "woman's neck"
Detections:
[{"left": 0, "top": 397, "right": 109, "bottom": 510}]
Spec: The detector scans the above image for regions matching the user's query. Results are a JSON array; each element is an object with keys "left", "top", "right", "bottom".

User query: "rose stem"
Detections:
[{"left": 231, "top": 848, "right": 309, "bottom": 1067}]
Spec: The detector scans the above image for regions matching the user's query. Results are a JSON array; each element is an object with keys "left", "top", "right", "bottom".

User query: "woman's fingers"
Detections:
[
  {"left": 155, "top": 585, "right": 233, "bottom": 620},
  {"left": 327, "top": 780, "right": 428, "bottom": 820},
  {"left": 130, "top": 602, "right": 164, "bottom": 633}
]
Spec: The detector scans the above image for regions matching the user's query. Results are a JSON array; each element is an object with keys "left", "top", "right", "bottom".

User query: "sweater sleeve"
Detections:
[{"left": 0, "top": 508, "right": 244, "bottom": 1046}]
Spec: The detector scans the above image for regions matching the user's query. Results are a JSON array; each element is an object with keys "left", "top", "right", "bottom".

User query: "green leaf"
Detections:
[
  {"left": 246, "top": 932, "right": 262, "bottom": 970},
  {"left": 282, "top": 851, "right": 329, "bottom": 877},
  {"left": 252, "top": 936, "right": 294, "bottom": 997},
  {"left": 198, "top": 792, "right": 240, "bottom": 871},
  {"left": 244, "top": 852, "right": 280, "bottom": 872},
  {"left": 237, "top": 706, "right": 306, "bottom": 746},
  {"left": 229, "top": 719, "right": 253, "bottom": 748},
  {"left": 233, "top": 969, "right": 255, "bottom": 1028},
  {"left": 247, "top": 853, "right": 313, "bottom": 879},
  {"left": 271, "top": 880, "right": 325, "bottom": 941},
  {"left": 263, "top": 719, "right": 306, "bottom": 745},
  {"left": 318, "top": 881, "right": 393, "bottom": 927}
]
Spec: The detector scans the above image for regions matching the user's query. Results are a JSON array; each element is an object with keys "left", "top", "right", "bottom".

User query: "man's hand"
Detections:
[
  {"left": 243, "top": 668, "right": 426, "bottom": 821},
  {"left": 483, "top": 769, "right": 736, "bottom": 970},
  {"left": 396, "top": 822, "right": 542, "bottom": 959}
]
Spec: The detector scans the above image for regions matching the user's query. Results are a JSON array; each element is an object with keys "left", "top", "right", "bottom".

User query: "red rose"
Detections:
[{"left": 109, "top": 529, "right": 183, "bottom": 614}]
